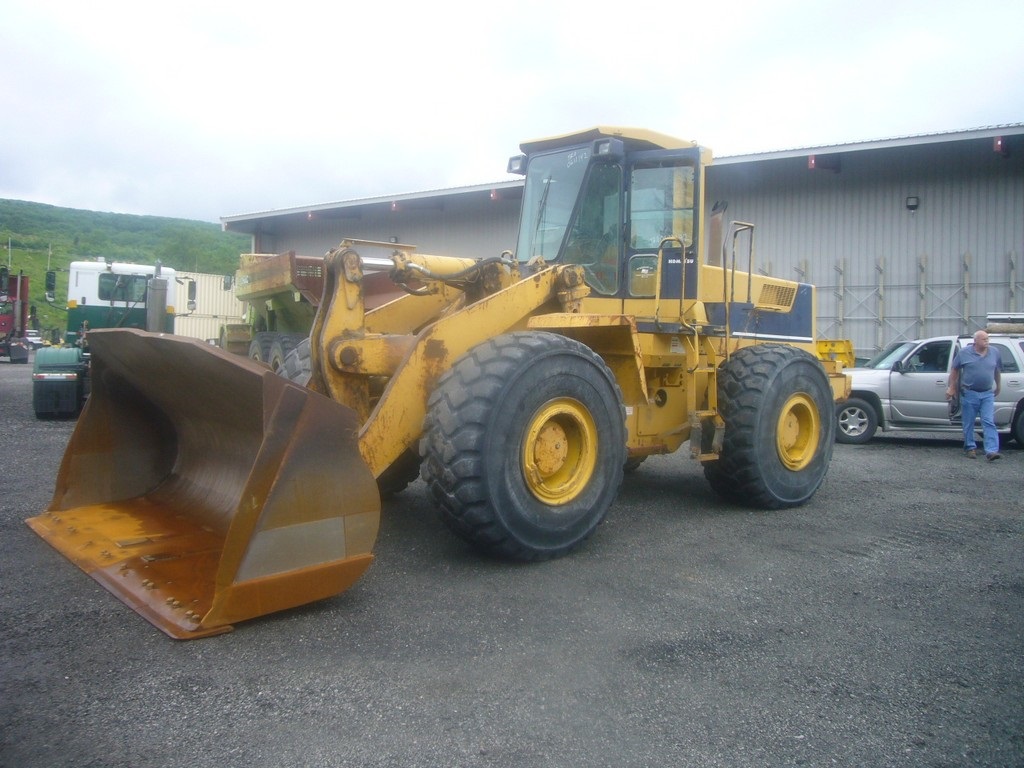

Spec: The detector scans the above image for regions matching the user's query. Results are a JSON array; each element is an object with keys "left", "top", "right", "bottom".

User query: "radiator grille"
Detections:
[{"left": 756, "top": 282, "right": 797, "bottom": 311}]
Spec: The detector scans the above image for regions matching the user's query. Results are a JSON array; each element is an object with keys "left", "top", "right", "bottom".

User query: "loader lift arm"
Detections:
[{"left": 308, "top": 241, "right": 593, "bottom": 479}]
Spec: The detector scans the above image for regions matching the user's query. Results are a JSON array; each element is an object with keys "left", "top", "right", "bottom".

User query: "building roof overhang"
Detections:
[
  {"left": 222, "top": 124, "right": 1023, "bottom": 234},
  {"left": 714, "top": 123, "right": 1023, "bottom": 165},
  {"left": 221, "top": 180, "right": 524, "bottom": 235}
]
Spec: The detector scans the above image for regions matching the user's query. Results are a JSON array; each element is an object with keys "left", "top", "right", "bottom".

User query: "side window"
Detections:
[
  {"left": 98, "top": 273, "right": 119, "bottom": 301},
  {"left": 991, "top": 343, "right": 1019, "bottom": 373},
  {"left": 908, "top": 340, "right": 952, "bottom": 372},
  {"left": 630, "top": 164, "right": 695, "bottom": 251}
]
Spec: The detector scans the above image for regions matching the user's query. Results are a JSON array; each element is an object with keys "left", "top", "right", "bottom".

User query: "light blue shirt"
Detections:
[{"left": 954, "top": 343, "right": 1001, "bottom": 392}]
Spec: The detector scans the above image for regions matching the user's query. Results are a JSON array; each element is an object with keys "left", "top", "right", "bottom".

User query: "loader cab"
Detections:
[{"left": 510, "top": 129, "right": 704, "bottom": 301}]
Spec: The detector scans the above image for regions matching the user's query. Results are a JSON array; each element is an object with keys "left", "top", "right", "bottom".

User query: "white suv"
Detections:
[{"left": 836, "top": 331, "right": 1024, "bottom": 446}]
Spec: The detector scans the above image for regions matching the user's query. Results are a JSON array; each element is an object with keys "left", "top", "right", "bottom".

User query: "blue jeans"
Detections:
[{"left": 960, "top": 389, "right": 998, "bottom": 454}]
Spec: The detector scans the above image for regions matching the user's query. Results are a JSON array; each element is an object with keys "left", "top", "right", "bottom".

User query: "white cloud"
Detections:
[{"left": 2, "top": 0, "right": 1021, "bottom": 221}]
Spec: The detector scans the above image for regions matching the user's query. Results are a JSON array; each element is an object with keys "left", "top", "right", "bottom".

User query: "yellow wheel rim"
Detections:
[
  {"left": 522, "top": 398, "right": 598, "bottom": 505},
  {"left": 776, "top": 393, "right": 820, "bottom": 471}
]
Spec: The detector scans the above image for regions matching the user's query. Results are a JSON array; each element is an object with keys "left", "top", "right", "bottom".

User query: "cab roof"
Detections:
[{"left": 520, "top": 126, "right": 697, "bottom": 155}]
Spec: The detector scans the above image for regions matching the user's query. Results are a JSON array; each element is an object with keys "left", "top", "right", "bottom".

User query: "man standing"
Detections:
[{"left": 946, "top": 330, "right": 1002, "bottom": 460}]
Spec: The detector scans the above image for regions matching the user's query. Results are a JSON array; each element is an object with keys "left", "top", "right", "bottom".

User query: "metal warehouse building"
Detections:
[{"left": 222, "top": 125, "right": 1023, "bottom": 357}]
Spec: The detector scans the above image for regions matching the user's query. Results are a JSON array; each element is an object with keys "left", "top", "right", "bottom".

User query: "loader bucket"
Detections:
[{"left": 26, "top": 328, "right": 380, "bottom": 639}]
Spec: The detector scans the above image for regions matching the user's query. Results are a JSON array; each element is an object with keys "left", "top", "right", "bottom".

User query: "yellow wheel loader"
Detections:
[{"left": 27, "top": 127, "right": 849, "bottom": 638}]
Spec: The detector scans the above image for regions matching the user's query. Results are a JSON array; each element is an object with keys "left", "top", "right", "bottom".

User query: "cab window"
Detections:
[
  {"left": 629, "top": 164, "right": 695, "bottom": 251},
  {"left": 99, "top": 273, "right": 148, "bottom": 303},
  {"left": 563, "top": 163, "right": 622, "bottom": 295}
]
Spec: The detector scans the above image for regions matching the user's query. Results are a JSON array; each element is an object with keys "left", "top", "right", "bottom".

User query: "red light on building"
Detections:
[{"left": 808, "top": 153, "right": 841, "bottom": 173}]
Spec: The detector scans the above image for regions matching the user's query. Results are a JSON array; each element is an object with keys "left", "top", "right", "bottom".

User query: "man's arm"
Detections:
[{"left": 946, "top": 349, "right": 961, "bottom": 399}]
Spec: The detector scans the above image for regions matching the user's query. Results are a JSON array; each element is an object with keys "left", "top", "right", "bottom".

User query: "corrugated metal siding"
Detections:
[
  {"left": 706, "top": 138, "right": 1024, "bottom": 356},
  {"left": 173, "top": 271, "right": 246, "bottom": 342},
  {"left": 253, "top": 197, "right": 521, "bottom": 262}
]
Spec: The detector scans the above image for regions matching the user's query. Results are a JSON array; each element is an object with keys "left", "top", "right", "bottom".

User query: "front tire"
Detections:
[
  {"left": 421, "top": 332, "right": 626, "bottom": 561},
  {"left": 835, "top": 397, "right": 878, "bottom": 444},
  {"left": 704, "top": 344, "right": 835, "bottom": 509}
]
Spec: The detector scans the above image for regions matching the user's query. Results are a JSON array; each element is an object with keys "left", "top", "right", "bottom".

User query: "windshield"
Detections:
[
  {"left": 99, "top": 273, "right": 148, "bottom": 304},
  {"left": 515, "top": 147, "right": 591, "bottom": 263},
  {"left": 862, "top": 341, "right": 915, "bottom": 369}
]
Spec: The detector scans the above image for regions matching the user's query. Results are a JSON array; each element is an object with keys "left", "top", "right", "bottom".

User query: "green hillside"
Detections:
[{"left": 1, "top": 199, "right": 250, "bottom": 335}]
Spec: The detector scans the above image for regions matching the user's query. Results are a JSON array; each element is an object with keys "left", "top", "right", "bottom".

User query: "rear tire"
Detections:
[
  {"left": 281, "top": 337, "right": 312, "bottom": 386},
  {"left": 835, "top": 397, "right": 878, "bottom": 444},
  {"left": 704, "top": 344, "right": 835, "bottom": 509},
  {"left": 268, "top": 333, "right": 306, "bottom": 374},
  {"left": 421, "top": 332, "right": 626, "bottom": 561},
  {"left": 248, "top": 332, "right": 276, "bottom": 366}
]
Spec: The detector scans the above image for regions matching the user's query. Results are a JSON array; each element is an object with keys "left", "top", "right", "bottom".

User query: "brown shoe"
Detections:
[
  {"left": 986, "top": 452, "right": 1002, "bottom": 461},
  {"left": 966, "top": 449, "right": 977, "bottom": 458}
]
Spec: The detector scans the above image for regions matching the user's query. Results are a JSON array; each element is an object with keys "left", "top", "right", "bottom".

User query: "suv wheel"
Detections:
[{"left": 836, "top": 397, "right": 878, "bottom": 444}]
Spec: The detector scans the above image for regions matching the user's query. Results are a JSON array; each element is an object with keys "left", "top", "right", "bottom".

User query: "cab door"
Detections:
[
  {"left": 626, "top": 153, "right": 699, "bottom": 318},
  {"left": 888, "top": 339, "right": 953, "bottom": 423}
]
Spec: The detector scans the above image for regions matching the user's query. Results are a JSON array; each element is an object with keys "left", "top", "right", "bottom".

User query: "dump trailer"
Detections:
[
  {"left": 221, "top": 250, "right": 403, "bottom": 370},
  {"left": 28, "top": 127, "right": 850, "bottom": 638}
]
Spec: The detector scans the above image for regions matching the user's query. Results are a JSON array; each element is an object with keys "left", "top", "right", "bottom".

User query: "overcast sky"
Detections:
[{"left": 3, "top": 0, "right": 1022, "bottom": 223}]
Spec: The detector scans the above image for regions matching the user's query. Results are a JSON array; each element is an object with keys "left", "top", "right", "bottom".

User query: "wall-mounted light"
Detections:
[
  {"left": 390, "top": 201, "right": 399, "bottom": 212},
  {"left": 388, "top": 236, "right": 399, "bottom": 244},
  {"left": 994, "top": 136, "right": 1010, "bottom": 157},
  {"left": 808, "top": 154, "right": 841, "bottom": 173},
  {"left": 905, "top": 196, "right": 920, "bottom": 212}
]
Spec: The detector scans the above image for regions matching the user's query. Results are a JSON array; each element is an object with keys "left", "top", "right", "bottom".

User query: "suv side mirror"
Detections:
[{"left": 891, "top": 360, "right": 905, "bottom": 373}]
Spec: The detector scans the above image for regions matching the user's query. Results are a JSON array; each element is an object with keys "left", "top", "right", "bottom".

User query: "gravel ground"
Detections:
[{"left": 1, "top": 357, "right": 1021, "bottom": 768}]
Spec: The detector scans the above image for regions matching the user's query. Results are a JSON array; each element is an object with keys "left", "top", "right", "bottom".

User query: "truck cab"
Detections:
[{"left": 33, "top": 260, "right": 183, "bottom": 417}]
